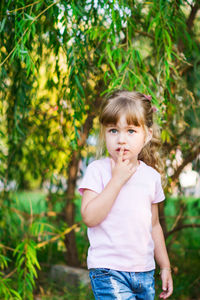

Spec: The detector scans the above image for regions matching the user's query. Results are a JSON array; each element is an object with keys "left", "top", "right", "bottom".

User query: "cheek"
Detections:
[
  {"left": 130, "top": 136, "right": 145, "bottom": 148},
  {"left": 105, "top": 137, "right": 111, "bottom": 149},
  {"left": 105, "top": 136, "right": 115, "bottom": 151},
  {"left": 106, "top": 140, "right": 112, "bottom": 150}
]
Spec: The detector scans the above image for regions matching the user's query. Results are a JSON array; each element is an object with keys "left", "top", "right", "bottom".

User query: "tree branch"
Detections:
[
  {"left": 166, "top": 223, "right": 200, "bottom": 238},
  {"left": 178, "top": 1, "right": 200, "bottom": 52},
  {"left": 171, "top": 145, "right": 200, "bottom": 182},
  {"left": 6, "top": 0, "right": 41, "bottom": 14},
  {"left": 186, "top": 1, "right": 200, "bottom": 30}
]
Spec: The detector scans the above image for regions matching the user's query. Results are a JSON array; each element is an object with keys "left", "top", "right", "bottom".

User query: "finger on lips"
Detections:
[
  {"left": 118, "top": 147, "right": 124, "bottom": 161},
  {"left": 120, "top": 147, "right": 124, "bottom": 155}
]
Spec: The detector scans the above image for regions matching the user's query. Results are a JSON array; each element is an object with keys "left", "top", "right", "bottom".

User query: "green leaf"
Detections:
[
  {"left": 106, "top": 44, "right": 112, "bottom": 60},
  {"left": 164, "top": 29, "right": 172, "bottom": 49},
  {"left": 75, "top": 75, "right": 85, "bottom": 97},
  {"left": 24, "top": 13, "right": 34, "bottom": 21},
  {"left": 10, "top": 289, "right": 22, "bottom": 299},
  {"left": 109, "top": 60, "right": 118, "bottom": 77},
  {"left": 0, "top": 18, "right": 6, "bottom": 32},
  {"left": 119, "top": 61, "right": 129, "bottom": 73}
]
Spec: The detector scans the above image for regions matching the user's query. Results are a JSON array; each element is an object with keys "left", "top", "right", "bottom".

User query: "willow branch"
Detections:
[
  {"left": 36, "top": 223, "right": 79, "bottom": 248},
  {"left": 4, "top": 268, "right": 17, "bottom": 279},
  {"left": 6, "top": 0, "right": 41, "bottom": 13},
  {"left": 0, "top": 223, "right": 79, "bottom": 253},
  {"left": 0, "top": 0, "right": 61, "bottom": 67}
]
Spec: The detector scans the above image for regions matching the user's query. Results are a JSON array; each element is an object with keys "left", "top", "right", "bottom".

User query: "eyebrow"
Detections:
[
  {"left": 107, "top": 124, "right": 138, "bottom": 128},
  {"left": 107, "top": 124, "right": 116, "bottom": 127}
]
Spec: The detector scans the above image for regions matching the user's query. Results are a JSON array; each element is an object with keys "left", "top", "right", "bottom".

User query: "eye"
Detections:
[
  {"left": 109, "top": 128, "right": 117, "bottom": 134},
  {"left": 128, "top": 129, "right": 135, "bottom": 134}
]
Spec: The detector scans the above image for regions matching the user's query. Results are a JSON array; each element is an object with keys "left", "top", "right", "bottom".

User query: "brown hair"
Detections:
[{"left": 97, "top": 90, "right": 165, "bottom": 180}]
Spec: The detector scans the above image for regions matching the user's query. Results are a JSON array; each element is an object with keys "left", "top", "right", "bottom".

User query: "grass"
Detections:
[{"left": 34, "top": 267, "right": 94, "bottom": 300}]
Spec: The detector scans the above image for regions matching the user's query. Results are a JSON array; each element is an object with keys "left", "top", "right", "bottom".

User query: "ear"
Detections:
[{"left": 145, "top": 128, "right": 153, "bottom": 145}]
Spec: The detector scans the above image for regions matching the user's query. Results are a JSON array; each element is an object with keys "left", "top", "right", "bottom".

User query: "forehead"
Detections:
[
  {"left": 108, "top": 114, "right": 139, "bottom": 127},
  {"left": 101, "top": 97, "right": 144, "bottom": 127},
  {"left": 106, "top": 112, "right": 143, "bottom": 127}
]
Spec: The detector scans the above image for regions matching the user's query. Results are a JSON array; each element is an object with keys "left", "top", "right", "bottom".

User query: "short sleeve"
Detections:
[
  {"left": 78, "top": 161, "right": 103, "bottom": 195},
  {"left": 152, "top": 174, "right": 165, "bottom": 203}
]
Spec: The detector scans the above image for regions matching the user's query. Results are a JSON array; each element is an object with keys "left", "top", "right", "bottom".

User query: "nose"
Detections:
[{"left": 118, "top": 132, "right": 126, "bottom": 144}]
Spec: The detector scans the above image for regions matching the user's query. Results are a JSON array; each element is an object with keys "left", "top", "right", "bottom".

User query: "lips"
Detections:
[{"left": 116, "top": 148, "right": 129, "bottom": 152}]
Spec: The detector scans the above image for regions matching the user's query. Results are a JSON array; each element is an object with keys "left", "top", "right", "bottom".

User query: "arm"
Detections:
[
  {"left": 152, "top": 203, "right": 173, "bottom": 299},
  {"left": 81, "top": 148, "right": 137, "bottom": 227},
  {"left": 81, "top": 176, "right": 123, "bottom": 227}
]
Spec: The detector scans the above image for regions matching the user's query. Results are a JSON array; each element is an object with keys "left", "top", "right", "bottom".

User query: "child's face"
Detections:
[{"left": 105, "top": 114, "right": 151, "bottom": 164}]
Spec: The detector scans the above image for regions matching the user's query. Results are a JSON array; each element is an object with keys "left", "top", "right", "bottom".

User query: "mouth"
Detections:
[{"left": 116, "top": 148, "right": 129, "bottom": 152}]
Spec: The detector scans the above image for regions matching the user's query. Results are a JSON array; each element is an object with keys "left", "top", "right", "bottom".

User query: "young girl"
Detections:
[{"left": 79, "top": 90, "right": 173, "bottom": 299}]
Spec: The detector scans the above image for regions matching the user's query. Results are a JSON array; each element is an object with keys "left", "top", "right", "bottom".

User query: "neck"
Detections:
[{"left": 128, "top": 159, "right": 139, "bottom": 168}]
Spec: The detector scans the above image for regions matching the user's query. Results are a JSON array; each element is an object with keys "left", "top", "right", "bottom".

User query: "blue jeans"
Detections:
[{"left": 89, "top": 268, "right": 155, "bottom": 300}]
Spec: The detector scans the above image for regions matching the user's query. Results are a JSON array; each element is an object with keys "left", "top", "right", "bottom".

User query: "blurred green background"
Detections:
[{"left": 0, "top": 0, "right": 200, "bottom": 299}]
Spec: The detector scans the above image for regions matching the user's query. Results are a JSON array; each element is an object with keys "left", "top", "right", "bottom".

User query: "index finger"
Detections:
[{"left": 117, "top": 147, "right": 124, "bottom": 162}]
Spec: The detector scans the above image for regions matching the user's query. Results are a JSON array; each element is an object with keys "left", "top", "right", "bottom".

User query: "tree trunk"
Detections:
[
  {"left": 64, "top": 150, "right": 80, "bottom": 266},
  {"left": 63, "top": 81, "right": 105, "bottom": 266},
  {"left": 63, "top": 113, "right": 96, "bottom": 266}
]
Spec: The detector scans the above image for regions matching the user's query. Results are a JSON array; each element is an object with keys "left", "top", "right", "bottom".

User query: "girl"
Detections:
[{"left": 79, "top": 90, "right": 173, "bottom": 299}]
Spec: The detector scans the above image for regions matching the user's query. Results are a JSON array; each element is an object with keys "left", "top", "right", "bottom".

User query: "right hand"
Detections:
[
  {"left": 110, "top": 147, "right": 137, "bottom": 186},
  {"left": 159, "top": 269, "right": 173, "bottom": 299}
]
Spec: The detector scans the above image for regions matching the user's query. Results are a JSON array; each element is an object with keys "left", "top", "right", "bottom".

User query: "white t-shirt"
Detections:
[{"left": 79, "top": 157, "right": 165, "bottom": 272}]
